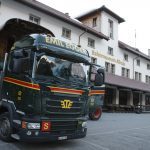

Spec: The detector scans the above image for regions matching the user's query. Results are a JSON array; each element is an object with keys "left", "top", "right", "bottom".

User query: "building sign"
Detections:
[
  {"left": 92, "top": 50, "right": 125, "bottom": 66},
  {"left": 45, "top": 36, "right": 88, "bottom": 56}
]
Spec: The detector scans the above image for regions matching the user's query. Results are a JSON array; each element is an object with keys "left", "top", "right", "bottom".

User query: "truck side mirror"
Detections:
[
  {"left": 94, "top": 69, "right": 105, "bottom": 86},
  {"left": 90, "top": 67, "right": 105, "bottom": 86}
]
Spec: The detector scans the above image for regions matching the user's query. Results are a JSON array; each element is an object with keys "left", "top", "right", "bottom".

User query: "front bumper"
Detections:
[{"left": 17, "top": 128, "right": 87, "bottom": 142}]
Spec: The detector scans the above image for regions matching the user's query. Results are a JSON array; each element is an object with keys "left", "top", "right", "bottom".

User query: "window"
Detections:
[
  {"left": 145, "top": 75, "right": 149, "bottom": 83},
  {"left": 126, "top": 69, "right": 130, "bottom": 78},
  {"left": 88, "top": 38, "right": 95, "bottom": 48},
  {"left": 62, "top": 27, "right": 71, "bottom": 39},
  {"left": 108, "top": 47, "right": 113, "bottom": 56},
  {"left": 108, "top": 19, "right": 113, "bottom": 39},
  {"left": 122, "top": 67, "right": 125, "bottom": 77},
  {"left": 105, "top": 62, "right": 110, "bottom": 72},
  {"left": 139, "top": 73, "right": 142, "bottom": 81},
  {"left": 111, "top": 64, "right": 115, "bottom": 74},
  {"left": 135, "top": 72, "right": 138, "bottom": 81},
  {"left": 29, "top": 14, "right": 40, "bottom": 25},
  {"left": 135, "top": 71, "right": 142, "bottom": 81},
  {"left": 92, "top": 17, "right": 97, "bottom": 27},
  {"left": 147, "top": 64, "right": 150, "bottom": 70},
  {"left": 105, "top": 62, "right": 115, "bottom": 74},
  {"left": 124, "top": 54, "right": 128, "bottom": 61},
  {"left": 136, "top": 59, "right": 140, "bottom": 66},
  {"left": 122, "top": 68, "right": 130, "bottom": 78},
  {"left": 9, "top": 49, "right": 32, "bottom": 74},
  {"left": 91, "top": 57, "right": 97, "bottom": 64}
]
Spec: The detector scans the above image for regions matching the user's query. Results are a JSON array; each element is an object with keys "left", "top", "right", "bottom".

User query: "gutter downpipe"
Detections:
[{"left": 78, "top": 29, "right": 87, "bottom": 47}]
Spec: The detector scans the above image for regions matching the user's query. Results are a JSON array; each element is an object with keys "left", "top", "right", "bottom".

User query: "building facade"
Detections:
[{"left": 1, "top": 0, "right": 150, "bottom": 111}]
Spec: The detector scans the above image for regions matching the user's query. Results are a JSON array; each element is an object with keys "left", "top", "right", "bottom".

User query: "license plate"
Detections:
[{"left": 58, "top": 136, "right": 67, "bottom": 140}]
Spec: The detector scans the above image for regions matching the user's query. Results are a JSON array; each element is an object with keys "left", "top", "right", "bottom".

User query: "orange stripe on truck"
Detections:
[
  {"left": 3, "top": 77, "right": 84, "bottom": 95},
  {"left": 89, "top": 90, "right": 105, "bottom": 96}
]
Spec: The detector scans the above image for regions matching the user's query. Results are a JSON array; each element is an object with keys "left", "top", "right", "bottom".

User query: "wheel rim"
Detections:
[
  {"left": 0, "top": 118, "right": 10, "bottom": 137},
  {"left": 94, "top": 108, "right": 101, "bottom": 118}
]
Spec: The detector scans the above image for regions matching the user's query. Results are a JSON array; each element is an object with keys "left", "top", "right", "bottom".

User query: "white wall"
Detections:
[{"left": 1, "top": 0, "right": 150, "bottom": 84}]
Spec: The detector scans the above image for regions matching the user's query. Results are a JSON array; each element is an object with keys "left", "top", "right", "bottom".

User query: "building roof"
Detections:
[
  {"left": 119, "top": 41, "right": 150, "bottom": 61},
  {"left": 105, "top": 73, "right": 150, "bottom": 92},
  {"left": 14, "top": 0, "right": 109, "bottom": 41},
  {"left": 76, "top": 5, "right": 125, "bottom": 23}
]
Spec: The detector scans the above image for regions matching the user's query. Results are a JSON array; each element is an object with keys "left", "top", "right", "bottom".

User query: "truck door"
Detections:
[{"left": 88, "top": 65, "right": 105, "bottom": 120}]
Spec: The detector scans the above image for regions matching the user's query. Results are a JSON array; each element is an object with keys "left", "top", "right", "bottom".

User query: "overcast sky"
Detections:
[{"left": 38, "top": 0, "right": 150, "bottom": 55}]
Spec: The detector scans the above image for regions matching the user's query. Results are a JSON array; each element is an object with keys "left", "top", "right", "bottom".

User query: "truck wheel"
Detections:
[
  {"left": 0, "top": 112, "right": 12, "bottom": 142},
  {"left": 89, "top": 107, "right": 102, "bottom": 120}
]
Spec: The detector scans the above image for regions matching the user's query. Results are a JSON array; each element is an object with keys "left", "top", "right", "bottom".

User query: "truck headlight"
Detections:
[
  {"left": 82, "top": 122, "right": 87, "bottom": 128},
  {"left": 27, "top": 123, "right": 40, "bottom": 129}
]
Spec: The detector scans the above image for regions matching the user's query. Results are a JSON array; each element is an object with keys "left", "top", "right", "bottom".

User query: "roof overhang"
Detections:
[
  {"left": 105, "top": 73, "right": 150, "bottom": 93},
  {"left": 119, "top": 41, "right": 150, "bottom": 61},
  {"left": 76, "top": 5, "right": 125, "bottom": 24}
]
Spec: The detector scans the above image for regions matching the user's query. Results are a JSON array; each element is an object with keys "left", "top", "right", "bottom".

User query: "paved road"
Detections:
[{"left": 1, "top": 113, "right": 150, "bottom": 150}]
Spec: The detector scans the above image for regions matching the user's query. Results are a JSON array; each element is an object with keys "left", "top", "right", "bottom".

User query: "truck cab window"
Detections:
[{"left": 8, "top": 50, "right": 31, "bottom": 75}]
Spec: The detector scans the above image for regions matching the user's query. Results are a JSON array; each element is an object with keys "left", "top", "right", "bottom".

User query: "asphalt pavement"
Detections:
[{"left": 1, "top": 113, "right": 150, "bottom": 150}]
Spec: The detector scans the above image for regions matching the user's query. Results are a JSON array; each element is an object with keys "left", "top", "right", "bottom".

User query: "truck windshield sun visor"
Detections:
[{"left": 36, "top": 35, "right": 90, "bottom": 64}]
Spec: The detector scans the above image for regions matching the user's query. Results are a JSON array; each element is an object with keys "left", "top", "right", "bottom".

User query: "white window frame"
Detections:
[
  {"left": 29, "top": 14, "right": 40, "bottom": 25},
  {"left": 88, "top": 38, "right": 95, "bottom": 48},
  {"left": 146, "top": 75, "right": 149, "bottom": 83},
  {"left": 126, "top": 69, "right": 130, "bottom": 78},
  {"left": 108, "top": 47, "right": 113, "bottom": 56},
  {"left": 122, "top": 67, "right": 125, "bottom": 77},
  {"left": 111, "top": 64, "right": 115, "bottom": 74},
  {"left": 105, "top": 62, "right": 110, "bottom": 73},
  {"left": 62, "top": 27, "right": 71, "bottom": 39},
  {"left": 124, "top": 54, "right": 128, "bottom": 61},
  {"left": 147, "top": 64, "right": 150, "bottom": 70}
]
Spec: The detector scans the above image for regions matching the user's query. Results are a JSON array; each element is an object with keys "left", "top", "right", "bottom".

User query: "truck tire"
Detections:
[
  {"left": 0, "top": 112, "right": 13, "bottom": 142},
  {"left": 89, "top": 107, "right": 102, "bottom": 120}
]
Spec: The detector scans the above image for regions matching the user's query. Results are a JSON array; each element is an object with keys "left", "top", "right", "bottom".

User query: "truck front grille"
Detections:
[
  {"left": 51, "top": 120, "right": 78, "bottom": 135},
  {"left": 44, "top": 94, "right": 85, "bottom": 119}
]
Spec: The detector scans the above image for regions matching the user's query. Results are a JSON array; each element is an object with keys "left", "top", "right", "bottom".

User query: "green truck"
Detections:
[{"left": 0, "top": 18, "right": 105, "bottom": 142}]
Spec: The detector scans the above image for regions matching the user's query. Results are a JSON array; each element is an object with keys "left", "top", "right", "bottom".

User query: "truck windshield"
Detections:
[{"left": 35, "top": 55, "right": 88, "bottom": 85}]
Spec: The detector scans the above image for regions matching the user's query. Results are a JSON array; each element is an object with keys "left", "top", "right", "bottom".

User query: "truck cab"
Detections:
[{"left": 0, "top": 19, "right": 104, "bottom": 142}]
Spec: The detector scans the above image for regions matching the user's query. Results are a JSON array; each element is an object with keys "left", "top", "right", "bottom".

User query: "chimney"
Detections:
[
  {"left": 148, "top": 49, "right": 150, "bottom": 56},
  {"left": 65, "top": 13, "right": 70, "bottom": 17}
]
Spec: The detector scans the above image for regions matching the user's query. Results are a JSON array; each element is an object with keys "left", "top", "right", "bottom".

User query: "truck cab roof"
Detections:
[{"left": 13, "top": 34, "right": 90, "bottom": 64}]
